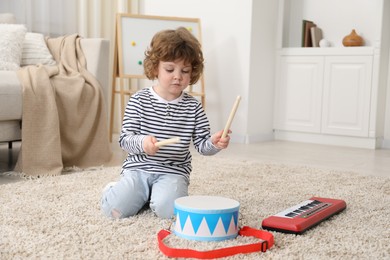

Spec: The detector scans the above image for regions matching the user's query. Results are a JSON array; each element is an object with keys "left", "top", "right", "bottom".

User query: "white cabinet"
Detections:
[
  {"left": 322, "top": 56, "right": 373, "bottom": 137},
  {"left": 274, "top": 56, "right": 323, "bottom": 133},
  {"left": 274, "top": 48, "right": 376, "bottom": 148}
]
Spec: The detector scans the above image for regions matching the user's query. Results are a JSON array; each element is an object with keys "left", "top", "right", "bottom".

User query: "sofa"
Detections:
[{"left": 0, "top": 13, "right": 110, "bottom": 149}]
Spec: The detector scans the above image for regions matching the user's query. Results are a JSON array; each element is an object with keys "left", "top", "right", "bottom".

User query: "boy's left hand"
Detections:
[{"left": 211, "top": 130, "right": 231, "bottom": 149}]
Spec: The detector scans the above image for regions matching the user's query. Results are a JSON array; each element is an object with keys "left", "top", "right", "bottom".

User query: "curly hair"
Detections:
[{"left": 143, "top": 27, "right": 204, "bottom": 85}]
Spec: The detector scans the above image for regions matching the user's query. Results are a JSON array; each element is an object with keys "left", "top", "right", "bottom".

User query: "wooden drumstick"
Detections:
[
  {"left": 155, "top": 137, "right": 181, "bottom": 147},
  {"left": 222, "top": 95, "right": 241, "bottom": 138}
]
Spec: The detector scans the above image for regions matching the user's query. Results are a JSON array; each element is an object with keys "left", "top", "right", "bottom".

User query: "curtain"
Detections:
[
  {"left": 0, "top": 0, "right": 134, "bottom": 37},
  {"left": 0, "top": 0, "right": 77, "bottom": 37},
  {"left": 0, "top": 0, "right": 135, "bottom": 134}
]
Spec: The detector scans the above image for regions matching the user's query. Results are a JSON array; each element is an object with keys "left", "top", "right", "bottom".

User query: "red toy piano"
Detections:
[{"left": 262, "top": 197, "right": 346, "bottom": 234}]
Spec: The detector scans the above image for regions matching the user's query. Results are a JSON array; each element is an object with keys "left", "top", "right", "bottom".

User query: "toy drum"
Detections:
[{"left": 173, "top": 195, "right": 240, "bottom": 241}]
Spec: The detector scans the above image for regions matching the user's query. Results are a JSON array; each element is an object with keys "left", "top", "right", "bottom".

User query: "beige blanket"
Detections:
[{"left": 15, "top": 34, "right": 112, "bottom": 176}]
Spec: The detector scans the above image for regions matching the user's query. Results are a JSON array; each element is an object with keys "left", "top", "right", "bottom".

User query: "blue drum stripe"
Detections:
[
  {"left": 204, "top": 214, "right": 220, "bottom": 235},
  {"left": 190, "top": 213, "right": 204, "bottom": 234},
  {"left": 233, "top": 211, "right": 238, "bottom": 226},
  {"left": 221, "top": 213, "right": 233, "bottom": 233},
  {"left": 177, "top": 210, "right": 190, "bottom": 231}
]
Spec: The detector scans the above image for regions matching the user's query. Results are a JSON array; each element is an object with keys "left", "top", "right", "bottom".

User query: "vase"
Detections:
[{"left": 342, "top": 29, "right": 364, "bottom": 47}]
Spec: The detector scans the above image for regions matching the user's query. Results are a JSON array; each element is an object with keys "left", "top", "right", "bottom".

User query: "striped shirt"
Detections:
[{"left": 119, "top": 87, "right": 220, "bottom": 179}]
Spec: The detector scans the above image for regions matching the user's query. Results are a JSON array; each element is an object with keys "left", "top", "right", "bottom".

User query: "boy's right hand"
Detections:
[{"left": 143, "top": 136, "right": 159, "bottom": 155}]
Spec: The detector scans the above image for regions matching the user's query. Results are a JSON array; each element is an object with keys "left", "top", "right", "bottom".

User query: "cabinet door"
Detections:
[
  {"left": 274, "top": 56, "right": 323, "bottom": 133},
  {"left": 322, "top": 56, "right": 373, "bottom": 137}
]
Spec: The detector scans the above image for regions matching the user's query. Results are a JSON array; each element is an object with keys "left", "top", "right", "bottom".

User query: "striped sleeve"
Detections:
[{"left": 119, "top": 94, "right": 146, "bottom": 155}]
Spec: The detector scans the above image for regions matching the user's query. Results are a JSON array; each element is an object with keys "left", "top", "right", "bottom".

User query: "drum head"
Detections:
[{"left": 175, "top": 195, "right": 239, "bottom": 213}]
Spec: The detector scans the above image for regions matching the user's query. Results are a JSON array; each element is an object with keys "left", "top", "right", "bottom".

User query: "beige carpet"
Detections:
[{"left": 1, "top": 155, "right": 389, "bottom": 259}]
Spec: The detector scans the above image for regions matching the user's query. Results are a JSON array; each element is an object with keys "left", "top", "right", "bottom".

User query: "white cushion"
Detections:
[
  {"left": 21, "top": 32, "right": 56, "bottom": 66},
  {"left": 0, "top": 24, "right": 27, "bottom": 70}
]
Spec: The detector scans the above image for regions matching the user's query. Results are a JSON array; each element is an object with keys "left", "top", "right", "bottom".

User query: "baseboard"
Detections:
[
  {"left": 245, "top": 133, "right": 274, "bottom": 144},
  {"left": 274, "top": 130, "right": 381, "bottom": 149},
  {"left": 210, "top": 130, "right": 390, "bottom": 149},
  {"left": 382, "top": 138, "right": 390, "bottom": 149},
  {"left": 229, "top": 133, "right": 274, "bottom": 144}
]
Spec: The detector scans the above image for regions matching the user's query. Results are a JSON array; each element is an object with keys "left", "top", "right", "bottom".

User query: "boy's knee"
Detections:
[
  {"left": 101, "top": 203, "right": 123, "bottom": 219},
  {"left": 111, "top": 209, "right": 122, "bottom": 219},
  {"left": 102, "top": 206, "right": 137, "bottom": 219},
  {"left": 150, "top": 199, "right": 174, "bottom": 219},
  {"left": 153, "top": 207, "right": 174, "bottom": 219}
]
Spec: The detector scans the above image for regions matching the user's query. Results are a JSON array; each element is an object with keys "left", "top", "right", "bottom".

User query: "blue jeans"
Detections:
[{"left": 101, "top": 169, "right": 189, "bottom": 219}]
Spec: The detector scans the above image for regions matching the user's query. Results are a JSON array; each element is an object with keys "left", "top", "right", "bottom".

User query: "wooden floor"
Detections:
[{"left": 1, "top": 138, "right": 389, "bottom": 185}]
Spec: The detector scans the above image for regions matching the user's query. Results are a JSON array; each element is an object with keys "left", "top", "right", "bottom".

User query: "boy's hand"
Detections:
[
  {"left": 211, "top": 130, "right": 231, "bottom": 149},
  {"left": 143, "top": 136, "right": 159, "bottom": 155}
]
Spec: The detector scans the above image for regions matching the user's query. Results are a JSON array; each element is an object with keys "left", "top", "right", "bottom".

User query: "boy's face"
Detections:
[{"left": 154, "top": 59, "right": 192, "bottom": 101}]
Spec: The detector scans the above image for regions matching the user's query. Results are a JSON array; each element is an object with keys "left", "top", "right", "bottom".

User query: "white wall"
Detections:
[
  {"left": 382, "top": 0, "right": 390, "bottom": 148},
  {"left": 138, "top": 0, "right": 278, "bottom": 143},
  {"left": 246, "top": 0, "right": 278, "bottom": 143}
]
